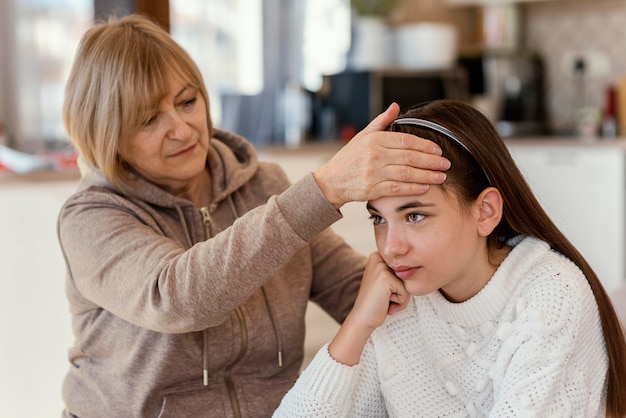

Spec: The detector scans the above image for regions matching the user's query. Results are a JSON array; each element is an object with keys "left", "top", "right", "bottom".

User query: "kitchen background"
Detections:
[
  {"left": 2, "top": 0, "right": 626, "bottom": 417},
  {"left": 525, "top": 0, "right": 626, "bottom": 135},
  {"left": 2, "top": 0, "right": 626, "bottom": 152}
]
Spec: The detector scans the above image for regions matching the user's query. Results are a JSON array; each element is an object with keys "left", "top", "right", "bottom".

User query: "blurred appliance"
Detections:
[
  {"left": 459, "top": 51, "right": 547, "bottom": 138},
  {"left": 393, "top": 22, "right": 458, "bottom": 70},
  {"left": 322, "top": 68, "right": 468, "bottom": 138}
]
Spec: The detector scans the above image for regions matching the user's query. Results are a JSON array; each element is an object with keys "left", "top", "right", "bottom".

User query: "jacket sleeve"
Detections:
[
  {"left": 308, "top": 227, "right": 365, "bottom": 324},
  {"left": 58, "top": 172, "right": 348, "bottom": 333}
]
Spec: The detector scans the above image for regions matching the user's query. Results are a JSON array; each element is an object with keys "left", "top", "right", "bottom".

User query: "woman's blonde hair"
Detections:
[{"left": 63, "top": 14, "right": 212, "bottom": 189}]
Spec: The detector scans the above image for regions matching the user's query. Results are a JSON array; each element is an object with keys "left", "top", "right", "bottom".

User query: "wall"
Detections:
[
  {"left": 525, "top": 0, "right": 626, "bottom": 134},
  {"left": 0, "top": 8, "right": 4, "bottom": 133},
  {"left": 392, "top": 0, "right": 626, "bottom": 136}
]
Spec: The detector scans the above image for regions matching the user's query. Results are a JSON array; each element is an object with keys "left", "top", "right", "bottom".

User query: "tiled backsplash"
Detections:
[{"left": 525, "top": 0, "right": 626, "bottom": 135}]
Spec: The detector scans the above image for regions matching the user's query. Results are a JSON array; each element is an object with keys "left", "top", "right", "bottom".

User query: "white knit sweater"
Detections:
[{"left": 274, "top": 237, "right": 608, "bottom": 417}]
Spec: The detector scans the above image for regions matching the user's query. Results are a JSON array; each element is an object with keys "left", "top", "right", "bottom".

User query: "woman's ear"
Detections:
[{"left": 475, "top": 187, "right": 503, "bottom": 237}]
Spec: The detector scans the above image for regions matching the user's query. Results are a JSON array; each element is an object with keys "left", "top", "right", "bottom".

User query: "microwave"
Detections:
[{"left": 323, "top": 68, "right": 468, "bottom": 136}]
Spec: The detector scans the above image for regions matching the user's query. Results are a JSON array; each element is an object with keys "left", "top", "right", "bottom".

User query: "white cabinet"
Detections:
[
  {"left": 0, "top": 175, "right": 78, "bottom": 417},
  {"left": 508, "top": 142, "right": 626, "bottom": 293}
]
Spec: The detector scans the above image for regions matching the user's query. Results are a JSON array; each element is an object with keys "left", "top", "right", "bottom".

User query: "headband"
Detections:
[{"left": 391, "top": 117, "right": 492, "bottom": 186}]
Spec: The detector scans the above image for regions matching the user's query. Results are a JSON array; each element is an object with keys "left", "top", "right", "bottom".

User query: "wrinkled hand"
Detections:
[
  {"left": 313, "top": 102, "right": 450, "bottom": 209},
  {"left": 349, "top": 251, "right": 410, "bottom": 332}
]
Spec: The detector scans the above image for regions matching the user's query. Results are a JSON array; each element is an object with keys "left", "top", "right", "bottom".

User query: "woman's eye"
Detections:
[
  {"left": 143, "top": 115, "right": 158, "bottom": 127},
  {"left": 180, "top": 96, "right": 197, "bottom": 108},
  {"left": 369, "top": 214, "right": 384, "bottom": 225},
  {"left": 407, "top": 213, "right": 425, "bottom": 223}
]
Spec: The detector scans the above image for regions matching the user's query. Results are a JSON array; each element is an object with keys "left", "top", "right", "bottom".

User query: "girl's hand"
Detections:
[
  {"left": 328, "top": 252, "right": 410, "bottom": 365},
  {"left": 313, "top": 102, "right": 450, "bottom": 209},
  {"left": 349, "top": 251, "right": 410, "bottom": 331}
]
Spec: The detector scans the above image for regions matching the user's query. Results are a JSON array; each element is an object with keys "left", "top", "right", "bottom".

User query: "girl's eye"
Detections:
[
  {"left": 369, "top": 214, "right": 384, "bottom": 225},
  {"left": 407, "top": 212, "right": 425, "bottom": 223}
]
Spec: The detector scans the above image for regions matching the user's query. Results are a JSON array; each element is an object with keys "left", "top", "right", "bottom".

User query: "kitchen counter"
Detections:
[
  {"left": 505, "top": 136, "right": 626, "bottom": 147},
  {"left": 258, "top": 136, "right": 626, "bottom": 160},
  {"left": 0, "top": 169, "right": 80, "bottom": 184},
  {"left": 1, "top": 136, "right": 625, "bottom": 184}
]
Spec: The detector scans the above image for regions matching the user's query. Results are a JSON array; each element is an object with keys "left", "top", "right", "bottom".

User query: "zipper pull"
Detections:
[{"left": 199, "top": 207, "right": 212, "bottom": 238}]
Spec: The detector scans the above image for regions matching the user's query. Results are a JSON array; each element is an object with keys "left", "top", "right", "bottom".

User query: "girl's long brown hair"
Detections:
[{"left": 393, "top": 99, "right": 626, "bottom": 417}]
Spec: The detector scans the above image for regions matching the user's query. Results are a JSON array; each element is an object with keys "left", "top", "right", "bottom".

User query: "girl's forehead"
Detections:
[
  {"left": 367, "top": 185, "right": 464, "bottom": 213},
  {"left": 368, "top": 193, "right": 434, "bottom": 211}
]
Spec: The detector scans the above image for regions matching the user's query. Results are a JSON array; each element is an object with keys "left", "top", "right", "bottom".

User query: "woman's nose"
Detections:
[{"left": 164, "top": 110, "right": 192, "bottom": 139}]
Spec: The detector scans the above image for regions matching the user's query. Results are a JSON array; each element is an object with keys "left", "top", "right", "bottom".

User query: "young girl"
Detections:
[{"left": 274, "top": 100, "right": 626, "bottom": 417}]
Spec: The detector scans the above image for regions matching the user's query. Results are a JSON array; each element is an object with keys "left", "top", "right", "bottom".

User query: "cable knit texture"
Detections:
[{"left": 274, "top": 236, "right": 608, "bottom": 417}]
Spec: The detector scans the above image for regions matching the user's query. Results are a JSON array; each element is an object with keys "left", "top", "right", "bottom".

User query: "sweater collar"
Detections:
[{"left": 426, "top": 236, "right": 550, "bottom": 327}]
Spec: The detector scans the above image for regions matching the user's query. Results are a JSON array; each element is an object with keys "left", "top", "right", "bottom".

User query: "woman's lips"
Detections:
[{"left": 169, "top": 143, "right": 196, "bottom": 158}]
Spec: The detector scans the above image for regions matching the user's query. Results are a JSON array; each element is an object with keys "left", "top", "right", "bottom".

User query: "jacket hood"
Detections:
[
  {"left": 77, "top": 128, "right": 259, "bottom": 207},
  {"left": 207, "top": 128, "right": 259, "bottom": 204}
]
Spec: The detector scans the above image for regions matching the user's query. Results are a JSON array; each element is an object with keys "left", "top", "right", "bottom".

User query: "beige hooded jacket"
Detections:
[{"left": 58, "top": 129, "right": 365, "bottom": 417}]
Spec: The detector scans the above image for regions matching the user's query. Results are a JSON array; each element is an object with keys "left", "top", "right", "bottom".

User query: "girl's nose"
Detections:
[{"left": 379, "top": 227, "right": 410, "bottom": 260}]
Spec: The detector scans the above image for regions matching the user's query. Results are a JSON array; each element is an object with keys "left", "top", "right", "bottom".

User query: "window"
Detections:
[
  {"left": 169, "top": 0, "right": 350, "bottom": 145},
  {"left": 301, "top": 0, "right": 350, "bottom": 92},
  {"left": 170, "top": 0, "right": 263, "bottom": 126},
  {"left": 0, "top": 0, "right": 93, "bottom": 150}
]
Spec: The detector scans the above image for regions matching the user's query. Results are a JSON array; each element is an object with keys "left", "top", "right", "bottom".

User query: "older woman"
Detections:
[{"left": 58, "top": 14, "right": 448, "bottom": 417}]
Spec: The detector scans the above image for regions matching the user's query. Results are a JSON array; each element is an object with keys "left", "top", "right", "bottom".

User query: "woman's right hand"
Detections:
[
  {"left": 313, "top": 102, "right": 450, "bottom": 209},
  {"left": 328, "top": 252, "right": 409, "bottom": 366}
]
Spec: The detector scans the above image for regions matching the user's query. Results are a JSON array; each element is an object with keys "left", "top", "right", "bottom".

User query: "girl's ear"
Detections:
[{"left": 476, "top": 187, "right": 503, "bottom": 237}]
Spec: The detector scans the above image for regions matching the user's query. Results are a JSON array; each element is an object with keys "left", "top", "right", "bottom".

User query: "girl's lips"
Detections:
[{"left": 392, "top": 266, "right": 419, "bottom": 280}]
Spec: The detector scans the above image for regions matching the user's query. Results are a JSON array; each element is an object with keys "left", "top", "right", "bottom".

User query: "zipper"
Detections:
[
  {"left": 199, "top": 205, "right": 245, "bottom": 417},
  {"left": 199, "top": 206, "right": 212, "bottom": 238},
  {"left": 225, "top": 307, "right": 247, "bottom": 418},
  {"left": 198, "top": 207, "right": 211, "bottom": 388}
]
